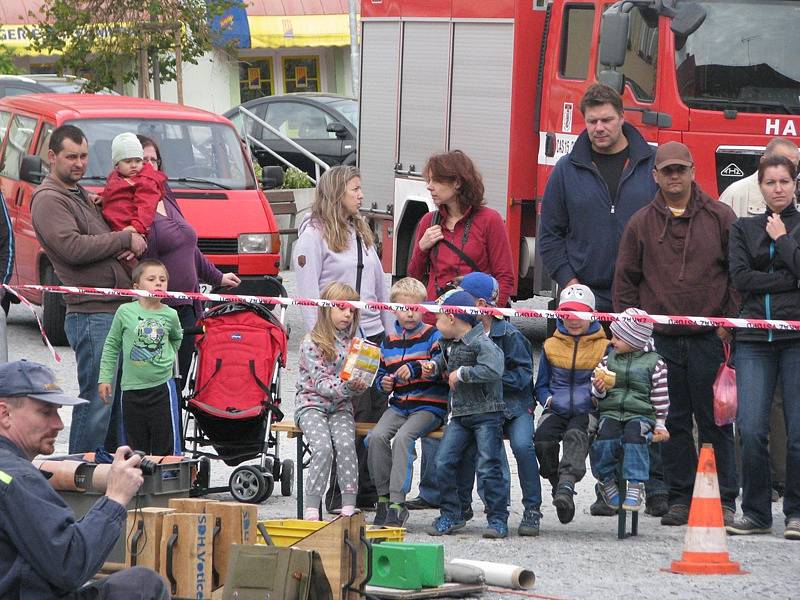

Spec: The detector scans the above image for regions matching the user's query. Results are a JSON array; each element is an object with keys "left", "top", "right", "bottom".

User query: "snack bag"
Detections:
[{"left": 340, "top": 337, "right": 381, "bottom": 387}]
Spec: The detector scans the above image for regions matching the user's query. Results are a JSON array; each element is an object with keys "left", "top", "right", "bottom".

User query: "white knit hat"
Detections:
[
  {"left": 610, "top": 308, "right": 653, "bottom": 350},
  {"left": 111, "top": 132, "right": 143, "bottom": 165}
]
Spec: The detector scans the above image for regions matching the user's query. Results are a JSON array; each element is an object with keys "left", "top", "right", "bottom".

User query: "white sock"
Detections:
[
  {"left": 304, "top": 507, "right": 320, "bottom": 521},
  {"left": 341, "top": 505, "right": 356, "bottom": 517}
]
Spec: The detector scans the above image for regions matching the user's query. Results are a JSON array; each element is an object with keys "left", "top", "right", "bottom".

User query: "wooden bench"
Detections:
[{"left": 272, "top": 421, "right": 443, "bottom": 518}]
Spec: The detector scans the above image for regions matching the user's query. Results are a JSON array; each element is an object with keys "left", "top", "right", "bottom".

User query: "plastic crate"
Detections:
[{"left": 256, "top": 519, "right": 405, "bottom": 546}]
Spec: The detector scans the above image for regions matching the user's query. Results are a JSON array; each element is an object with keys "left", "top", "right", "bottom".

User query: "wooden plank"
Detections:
[
  {"left": 205, "top": 502, "right": 258, "bottom": 590},
  {"left": 272, "top": 421, "right": 444, "bottom": 440},
  {"left": 365, "top": 583, "right": 487, "bottom": 599}
]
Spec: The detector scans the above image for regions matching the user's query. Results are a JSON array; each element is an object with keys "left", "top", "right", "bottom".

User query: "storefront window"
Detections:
[
  {"left": 239, "top": 59, "right": 274, "bottom": 102},
  {"left": 282, "top": 56, "right": 320, "bottom": 93}
]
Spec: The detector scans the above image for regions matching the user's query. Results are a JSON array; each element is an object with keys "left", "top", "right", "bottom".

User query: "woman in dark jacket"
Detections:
[{"left": 728, "top": 155, "right": 800, "bottom": 540}]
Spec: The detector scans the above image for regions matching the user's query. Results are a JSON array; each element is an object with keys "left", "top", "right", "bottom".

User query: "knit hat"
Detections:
[
  {"left": 558, "top": 284, "right": 596, "bottom": 312},
  {"left": 438, "top": 290, "right": 478, "bottom": 326},
  {"left": 609, "top": 308, "right": 653, "bottom": 350},
  {"left": 111, "top": 132, "right": 144, "bottom": 165}
]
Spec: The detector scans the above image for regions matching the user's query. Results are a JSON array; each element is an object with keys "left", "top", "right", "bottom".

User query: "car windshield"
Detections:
[
  {"left": 69, "top": 118, "right": 256, "bottom": 190},
  {"left": 675, "top": 0, "right": 800, "bottom": 115},
  {"left": 326, "top": 98, "right": 358, "bottom": 127}
]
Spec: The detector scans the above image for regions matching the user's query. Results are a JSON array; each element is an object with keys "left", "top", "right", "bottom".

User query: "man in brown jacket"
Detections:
[
  {"left": 31, "top": 124, "right": 146, "bottom": 453},
  {"left": 613, "top": 141, "right": 739, "bottom": 527}
]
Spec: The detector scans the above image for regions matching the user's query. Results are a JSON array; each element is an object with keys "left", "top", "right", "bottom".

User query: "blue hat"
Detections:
[
  {"left": 459, "top": 272, "right": 499, "bottom": 306},
  {"left": 0, "top": 360, "right": 87, "bottom": 406},
  {"left": 439, "top": 290, "right": 478, "bottom": 326}
]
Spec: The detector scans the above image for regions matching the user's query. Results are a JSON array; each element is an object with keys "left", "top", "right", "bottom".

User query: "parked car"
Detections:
[
  {"left": 0, "top": 74, "right": 118, "bottom": 98},
  {"left": 0, "top": 93, "right": 282, "bottom": 344},
  {"left": 224, "top": 93, "right": 357, "bottom": 178}
]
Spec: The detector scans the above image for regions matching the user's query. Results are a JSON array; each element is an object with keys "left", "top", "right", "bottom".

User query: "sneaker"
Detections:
[
  {"left": 373, "top": 502, "right": 389, "bottom": 526},
  {"left": 462, "top": 506, "right": 474, "bottom": 522},
  {"left": 661, "top": 504, "right": 690, "bottom": 526},
  {"left": 590, "top": 483, "right": 618, "bottom": 516},
  {"left": 785, "top": 517, "right": 800, "bottom": 540},
  {"left": 518, "top": 509, "right": 541, "bottom": 537},
  {"left": 599, "top": 479, "right": 621, "bottom": 510},
  {"left": 552, "top": 482, "right": 576, "bottom": 524},
  {"left": 482, "top": 522, "right": 509, "bottom": 539},
  {"left": 621, "top": 482, "right": 644, "bottom": 511},
  {"left": 406, "top": 496, "right": 438, "bottom": 510},
  {"left": 383, "top": 505, "right": 410, "bottom": 527},
  {"left": 644, "top": 493, "right": 669, "bottom": 517},
  {"left": 427, "top": 515, "right": 466, "bottom": 536},
  {"left": 723, "top": 506, "right": 736, "bottom": 527},
  {"left": 726, "top": 516, "right": 771, "bottom": 535}
]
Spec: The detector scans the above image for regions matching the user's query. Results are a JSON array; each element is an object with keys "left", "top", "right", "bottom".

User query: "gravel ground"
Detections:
[{"left": 6, "top": 270, "right": 797, "bottom": 599}]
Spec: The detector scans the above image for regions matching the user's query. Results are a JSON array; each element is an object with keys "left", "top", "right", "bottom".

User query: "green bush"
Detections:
[{"left": 281, "top": 166, "right": 314, "bottom": 189}]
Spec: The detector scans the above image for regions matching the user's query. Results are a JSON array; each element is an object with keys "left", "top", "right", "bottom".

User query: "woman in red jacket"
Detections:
[{"left": 407, "top": 150, "right": 515, "bottom": 306}]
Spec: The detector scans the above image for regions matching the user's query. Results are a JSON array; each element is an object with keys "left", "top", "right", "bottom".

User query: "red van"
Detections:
[{"left": 0, "top": 94, "right": 282, "bottom": 344}]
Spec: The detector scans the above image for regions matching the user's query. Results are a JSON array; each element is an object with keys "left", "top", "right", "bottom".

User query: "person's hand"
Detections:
[
  {"left": 593, "top": 376, "right": 606, "bottom": 394},
  {"left": 394, "top": 365, "right": 412, "bottom": 382},
  {"left": 420, "top": 361, "right": 436, "bottom": 378},
  {"left": 123, "top": 225, "right": 137, "bottom": 233},
  {"left": 380, "top": 375, "right": 394, "bottom": 392},
  {"left": 766, "top": 214, "right": 787, "bottom": 241},
  {"left": 104, "top": 446, "right": 145, "bottom": 507},
  {"left": 116, "top": 250, "right": 136, "bottom": 262},
  {"left": 219, "top": 273, "right": 241, "bottom": 288},
  {"left": 715, "top": 326, "right": 732, "bottom": 344},
  {"left": 89, "top": 192, "right": 102, "bottom": 206},
  {"left": 652, "top": 427, "right": 670, "bottom": 443},
  {"left": 130, "top": 232, "right": 147, "bottom": 256},
  {"left": 448, "top": 370, "right": 459, "bottom": 390},
  {"left": 346, "top": 378, "right": 368, "bottom": 392},
  {"left": 418, "top": 225, "right": 444, "bottom": 252},
  {"left": 98, "top": 383, "right": 113, "bottom": 404}
]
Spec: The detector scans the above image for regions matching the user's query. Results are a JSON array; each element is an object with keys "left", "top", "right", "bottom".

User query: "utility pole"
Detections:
[{"left": 348, "top": 0, "right": 359, "bottom": 97}]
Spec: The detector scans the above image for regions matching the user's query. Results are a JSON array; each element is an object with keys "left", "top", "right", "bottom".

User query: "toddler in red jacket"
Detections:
[{"left": 102, "top": 132, "right": 166, "bottom": 236}]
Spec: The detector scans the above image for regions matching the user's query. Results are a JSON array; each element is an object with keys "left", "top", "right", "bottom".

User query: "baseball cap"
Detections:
[
  {"left": 438, "top": 290, "right": 478, "bottom": 326},
  {"left": 558, "top": 284, "right": 596, "bottom": 312},
  {"left": 0, "top": 360, "right": 87, "bottom": 406},
  {"left": 654, "top": 142, "right": 693, "bottom": 170},
  {"left": 459, "top": 272, "right": 499, "bottom": 306}
]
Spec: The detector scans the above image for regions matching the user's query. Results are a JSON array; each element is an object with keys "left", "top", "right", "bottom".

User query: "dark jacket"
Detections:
[
  {"left": 729, "top": 204, "right": 800, "bottom": 343},
  {"left": 431, "top": 323, "right": 505, "bottom": 417},
  {"left": 488, "top": 318, "right": 535, "bottom": 419},
  {"left": 614, "top": 183, "right": 739, "bottom": 335},
  {"left": 538, "top": 122, "right": 657, "bottom": 308},
  {"left": 31, "top": 175, "right": 132, "bottom": 313},
  {"left": 0, "top": 436, "right": 127, "bottom": 599}
]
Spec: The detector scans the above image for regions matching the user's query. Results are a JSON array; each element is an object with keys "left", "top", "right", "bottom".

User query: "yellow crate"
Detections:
[{"left": 256, "top": 519, "right": 404, "bottom": 546}]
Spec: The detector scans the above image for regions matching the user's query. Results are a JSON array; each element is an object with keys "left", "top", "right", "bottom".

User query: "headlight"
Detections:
[{"left": 238, "top": 233, "right": 269, "bottom": 253}]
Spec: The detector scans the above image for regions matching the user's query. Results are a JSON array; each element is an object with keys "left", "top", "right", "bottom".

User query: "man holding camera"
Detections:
[{"left": 0, "top": 360, "right": 168, "bottom": 600}]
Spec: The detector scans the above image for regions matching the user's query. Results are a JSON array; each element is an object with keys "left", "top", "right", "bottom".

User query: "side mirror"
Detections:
[
  {"left": 326, "top": 122, "right": 349, "bottom": 139},
  {"left": 598, "top": 9, "right": 630, "bottom": 67},
  {"left": 671, "top": 2, "right": 706, "bottom": 37},
  {"left": 262, "top": 165, "right": 284, "bottom": 190},
  {"left": 598, "top": 70, "right": 625, "bottom": 95},
  {"left": 20, "top": 155, "right": 47, "bottom": 185}
]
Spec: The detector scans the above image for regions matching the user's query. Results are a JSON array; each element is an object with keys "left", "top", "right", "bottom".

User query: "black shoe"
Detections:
[
  {"left": 373, "top": 502, "right": 389, "bottom": 526},
  {"left": 726, "top": 516, "right": 771, "bottom": 535},
  {"left": 356, "top": 496, "right": 378, "bottom": 510},
  {"left": 462, "top": 506, "right": 474, "bottom": 522},
  {"left": 383, "top": 505, "right": 410, "bottom": 527},
  {"left": 406, "top": 496, "right": 438, "bottom": 510},
  {"left": 660, "top": 504, "right": 690, "bottom": 526},
  {"left": 590, "top": 483, "right": 618, "bottom": 516},
  {"left": 644, "top": 493, "right": 669, "bottom": 517},
  {"left": 553, "top": 482, "right": 576, "bottom": 524}
]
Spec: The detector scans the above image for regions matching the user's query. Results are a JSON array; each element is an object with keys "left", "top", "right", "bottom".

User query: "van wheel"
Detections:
[{"left": 41, "top": 264, "right": 69, "bottom": 346}]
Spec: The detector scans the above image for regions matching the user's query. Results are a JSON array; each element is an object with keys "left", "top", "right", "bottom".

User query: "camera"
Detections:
[{"left": 126, "top": 450, "right": 158, "bottom": 476}]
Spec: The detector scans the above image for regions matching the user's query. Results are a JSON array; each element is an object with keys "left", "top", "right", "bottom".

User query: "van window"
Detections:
[
  {"left": 598, "top": 6, "right": 659, "bottom": 101},
  {"left": 560, "top": 5, "right": 595, "bottom": 79},
  {"left": 0, "top": 111, "right": 11, "bottom": 143},
  {"left": 0, "top": 114, "right": 37, "bottom": 180},
  {"left": 35, "top": 123, "right": 53, "bottom": 176}
]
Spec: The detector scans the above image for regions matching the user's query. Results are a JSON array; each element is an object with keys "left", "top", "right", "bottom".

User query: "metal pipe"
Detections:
[
  {"left": 246, "top": 134, "right": 317, "bottom": 185},
  {"left": 348, "top": 0, "right": 360, "bottom": 96}
]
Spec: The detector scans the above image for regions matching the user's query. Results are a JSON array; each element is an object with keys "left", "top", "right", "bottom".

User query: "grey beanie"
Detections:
[
  {"left": 609, "top": 307, "right": 653, "bottom": 350},
  {"left": 111, "top": 132, "right": 143, "bottom": 165}
]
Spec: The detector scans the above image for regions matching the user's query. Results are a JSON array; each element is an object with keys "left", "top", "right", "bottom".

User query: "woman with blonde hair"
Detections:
[{"left": 292, "top": 165, "right": 392, "bottom": 511}]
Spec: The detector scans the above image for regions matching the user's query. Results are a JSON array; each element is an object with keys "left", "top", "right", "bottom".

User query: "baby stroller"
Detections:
[{"left": 183, "top": 276, "right": 293, "bottom": 503}]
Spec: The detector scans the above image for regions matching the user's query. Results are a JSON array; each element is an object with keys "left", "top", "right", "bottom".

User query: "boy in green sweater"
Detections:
[{"left": 99, "top": 259, "right": 183, "bottom": 455}]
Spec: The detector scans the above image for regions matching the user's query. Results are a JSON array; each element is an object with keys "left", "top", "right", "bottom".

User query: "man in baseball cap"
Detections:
[{"left": 0, "top": 360, "right": 169, "bottom": 600}]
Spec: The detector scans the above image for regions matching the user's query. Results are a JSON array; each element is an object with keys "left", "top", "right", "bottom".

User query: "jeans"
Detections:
[
  {"left": 418, "top": 436, "right": 441, "bottom": 506},
  {"left": 654, "top": 332, "right": 737, "bottom": 509},
  {"left": 64, "top": 312, "right": 117, "bottom": 454},
  {"left": 592, "top": 417, "right": 652, "bottom": 482},
  {"left": 735, "top": 340, "right": 800, "bottom": 527},
  {"left": 436, "top": 412, "right": 509, "bottom": 527}
]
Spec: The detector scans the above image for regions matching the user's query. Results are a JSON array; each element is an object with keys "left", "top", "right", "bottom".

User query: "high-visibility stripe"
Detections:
[
  {"left": 690, "top": 471, "right": 722, "bottom": 498},
  {"left": 681, "top": 551, "right": 732, "bottom": 564},
  {"left": 687, "top": 498, "right": 724, "bottom": 527},
  {"left": 0, "top": 469, "right": 12, "bottom": 484},
  {"left": 682, "top": 527, "right": 730, "bottom": 554}
]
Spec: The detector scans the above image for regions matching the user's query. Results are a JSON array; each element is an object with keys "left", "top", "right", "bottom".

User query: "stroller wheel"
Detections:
[
  {"left": 280, "top": 459, "right": 294, "bottom": 497},
  {"left": 229, "top": 465, "right": 273, "bottom": 504}
]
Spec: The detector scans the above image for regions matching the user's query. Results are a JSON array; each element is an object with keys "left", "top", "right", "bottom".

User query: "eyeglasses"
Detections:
[{"left": 658, "top": 164, "right": 691, "bottom": 175}]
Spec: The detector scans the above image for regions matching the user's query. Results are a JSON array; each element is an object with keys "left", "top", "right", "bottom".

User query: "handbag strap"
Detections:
[
  {"left": 355, "top": 234, "right": 364, "bottom": 295},
  {"left": 429, "top": 209, "right": 480, "bottom": 289}
]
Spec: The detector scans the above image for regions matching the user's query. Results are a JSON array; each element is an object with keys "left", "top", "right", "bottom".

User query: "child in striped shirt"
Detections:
[{"left": 591, "top": 308, "right": 670, "bottom": 511}]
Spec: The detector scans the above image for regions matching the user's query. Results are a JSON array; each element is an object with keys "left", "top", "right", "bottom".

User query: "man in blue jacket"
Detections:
[{"left": 0, "top": 360, "right": 168, "bottom": 600}]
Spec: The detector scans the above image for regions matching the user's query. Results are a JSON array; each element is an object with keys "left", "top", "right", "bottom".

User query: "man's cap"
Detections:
[
  {"left": 609, "top": 308, "right": 653, "bottom": 351},
  {"left": 438, "top": 290, "right": 478, "bottom": 326},
  {"left": 0, "top": 360, "right": 87, "bottom": 406},
  {"left": 559, "top": 284, "right": 596, "bottom": 312},
  {"left": 111, "top": 132, "right": 144, "bottom": 165},
  {"left": 459, "top": 272, "right": 499, "bottom": 306},
  {"left": 655, "top": 141, "right": 693, "bottom": 170}
]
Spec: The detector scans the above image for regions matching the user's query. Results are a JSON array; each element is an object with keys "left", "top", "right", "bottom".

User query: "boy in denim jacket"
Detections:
[{"left": 420, "top": 291, "right": 508, "bottom": 538}]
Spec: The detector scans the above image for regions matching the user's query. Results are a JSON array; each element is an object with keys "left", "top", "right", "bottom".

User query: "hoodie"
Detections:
[
  {"left": 292, "top": 214, "right": 393, "bottom": 336},
  {"left": 613, "top": 183, "right": 738, "bottom": 335}
]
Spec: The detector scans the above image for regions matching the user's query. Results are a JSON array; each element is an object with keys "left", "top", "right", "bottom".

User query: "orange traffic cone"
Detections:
[{"left": 668, "top": 444, "right": 745, "bottom": 575}]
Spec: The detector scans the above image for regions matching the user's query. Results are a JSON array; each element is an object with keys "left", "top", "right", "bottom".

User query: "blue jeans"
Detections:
[
  {"left": 654, "top": 332, "right": 737, "bottom": 509},
  {"left": 592, "top": 417, "right": 652, "bottom": 482},
  {"left": 436, "top": 412, "right": 509, "bottom": 527},
  {"left": 419, "top": 436, "right": 441, "bottom": 505},
  {"left": 735, "top": 340, "right": 800, "bottom": 527},
  {"left": 65, "top": 312, "right": 117, "bottom": 453}
]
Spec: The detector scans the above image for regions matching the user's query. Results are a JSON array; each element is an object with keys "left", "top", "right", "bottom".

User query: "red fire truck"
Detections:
[{"left": 357, "top": 0, "right": 800, "bottom": 299}]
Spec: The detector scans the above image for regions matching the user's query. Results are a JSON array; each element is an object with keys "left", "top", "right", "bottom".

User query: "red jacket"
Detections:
[
  {"left": 408, "top": 205, "right": 516, "bottom": 306},
  {"left": 101, "top": 162, "right": 166, "bottom": 234}
]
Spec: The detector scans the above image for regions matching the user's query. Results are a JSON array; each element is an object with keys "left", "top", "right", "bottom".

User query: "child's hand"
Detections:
[
  {"left": 652, "top": 427, "right": 670, "bottom": 443},
  {"left": 347, "top": 378, "right": 368, "bottom": 392},
  {"left": 593, "top": 377, "right": 606, "bottom": 394},
  {"left": 98, "top": 383, "right": 113, "bottom": 404},
  {"left": 395, "top": 365, "right": 412, "bottom": 382},
  {"left": 380, "top": 375, "right": 394, "bottom": 392},
  {"left": 447, "top": 370, "right": 459, "bottom": 390},
  {"left": 420, "top": 361, "right": 436, "bottom": 378}
]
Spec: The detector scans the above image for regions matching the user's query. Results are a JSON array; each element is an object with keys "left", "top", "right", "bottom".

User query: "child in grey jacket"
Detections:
[
  {"left": 295, "top": 282, "right": 368, "bottom": 520},
  {"left": 420, "top": 290, "right": 508, "bottom": 538}
]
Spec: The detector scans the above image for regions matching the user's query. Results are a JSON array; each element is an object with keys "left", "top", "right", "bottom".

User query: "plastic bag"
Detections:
[
  {"left": 339, "top": 337, "right": 381, "bottom": 387},
  {"left": 713, "top": 342, "right": 737, "bottom": 426}
]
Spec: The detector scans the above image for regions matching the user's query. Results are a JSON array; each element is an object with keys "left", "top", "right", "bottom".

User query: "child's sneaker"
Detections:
[
  {"left": 373, "top": 502, "right": 389, "bottom": 526},
  {"left": 383, "top": 504, "right": 410, "bottom": 527},
  {"left": 600, "top": 479, "right": 621, "bottom": 509},
  {"left": 552, "top": 481, "right": 576, "bottom": 524},
  {"left": 427, "top": 515, "right": 466, "bottom": 536},
  {"left": 518, "top": 509, "right": 541, "bottom": 537},
  {"left": 482, "top": 522, "right": 508, "bottom": 539},
  {"left": 622, "top": 481, "right": 644, "bottom": 511}
]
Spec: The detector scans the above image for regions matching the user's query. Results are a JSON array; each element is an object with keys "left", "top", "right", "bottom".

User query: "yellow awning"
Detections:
[{"left": 248, "top": 14, "right": 352, "bottom": 49}]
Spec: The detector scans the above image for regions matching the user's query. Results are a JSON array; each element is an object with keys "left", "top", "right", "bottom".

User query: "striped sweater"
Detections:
[{"left": 374, "top": 321, "right": 449, "bottom": 414}]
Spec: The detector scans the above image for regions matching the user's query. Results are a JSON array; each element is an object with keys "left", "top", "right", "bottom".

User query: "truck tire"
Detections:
[{"left": 41, "top": 263, "right": 69, "bottom": 346}]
